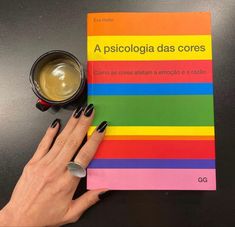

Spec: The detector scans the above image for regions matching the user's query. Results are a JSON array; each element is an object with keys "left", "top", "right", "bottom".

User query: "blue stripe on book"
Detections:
[
  {"left": 88, "top": 159, "right": 215, "bottom": 169},
  {"left": 88, "top": 83, "right": 213, "bottom": 95}
]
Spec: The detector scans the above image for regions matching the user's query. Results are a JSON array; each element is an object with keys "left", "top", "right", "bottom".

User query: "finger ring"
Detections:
[{"left": 67, "top": 161, "right": 86, "bottom": 178}]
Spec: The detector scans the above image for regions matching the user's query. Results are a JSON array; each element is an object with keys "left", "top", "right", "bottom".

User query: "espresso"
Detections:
[{"left": 35, "top": 58, "right": 81, "bottom": 101}]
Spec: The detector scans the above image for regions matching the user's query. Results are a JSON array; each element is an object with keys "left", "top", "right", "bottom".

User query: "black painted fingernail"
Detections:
[
  {"left": 84, "top": 104, "right": 94, "bottom": 117},
  {"left": 97, "top": 121, "right": 108, "bottom": 133},
  {"left": 73, "top": 106, "right": 84, "bottom": 118},
  {"left": 98, "top": 191, "right": 112, "bottom": 200},
  {"left": 50, "top": 119, "right": 60, "bottom": 128}
]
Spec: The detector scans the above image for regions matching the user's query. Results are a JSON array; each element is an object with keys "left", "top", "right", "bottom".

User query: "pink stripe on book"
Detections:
[
  {"left": 87, "top": 169, "right": 216, "bottom": 190},
  {"left": 87, "top": 60, "right": 212, "bottom": 84}
]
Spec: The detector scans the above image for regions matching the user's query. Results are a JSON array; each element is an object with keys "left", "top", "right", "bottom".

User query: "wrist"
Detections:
[
  {"left": 0, "top": 203, "right": 19, "bottom": 226},
  {"left": 0, "top": 206, "right": 11, "bottom": 225},
  {"left": 0, "top": 202, "right": 44, "bottom": 227}
]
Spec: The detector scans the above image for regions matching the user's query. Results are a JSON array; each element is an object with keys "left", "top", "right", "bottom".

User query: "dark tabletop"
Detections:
[{"left": 0, "top": 0, "right": 235, "bottom": 227}]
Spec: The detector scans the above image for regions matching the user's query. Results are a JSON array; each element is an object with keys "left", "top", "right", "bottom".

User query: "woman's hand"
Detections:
[{"left": 0, "top": 104, "right": 109, "bottom": 226}]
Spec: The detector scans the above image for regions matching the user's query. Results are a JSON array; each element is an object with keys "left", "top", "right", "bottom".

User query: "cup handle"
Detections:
[{"left": 36, "top": 99, "right": 51, "bottom": 111}]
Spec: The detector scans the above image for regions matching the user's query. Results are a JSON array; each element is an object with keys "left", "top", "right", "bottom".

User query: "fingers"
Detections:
[
  {"left": 62, "top": 189, "right": 109, "bottom": 224},
  {"left": 31, "top": 119, "right": 60, "bottom": 162},
  {"left": 54, "top": 104, "right": 95, "bottom": 166},
  {"left": 44, "top": 106, "right": 84, "bottom": 162},
  {"left": 74, "top": 121, "right": 107, "bottom": 168}
]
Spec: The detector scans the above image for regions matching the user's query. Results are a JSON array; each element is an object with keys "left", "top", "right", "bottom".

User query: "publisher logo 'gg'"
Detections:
[{"left": 198, "top": 177, "right": 208, "bottom": 183}]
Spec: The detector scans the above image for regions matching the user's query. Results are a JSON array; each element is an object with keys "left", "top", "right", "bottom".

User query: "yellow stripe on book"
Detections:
[
  {"left": 88, "top": 126, "right": 215, "bottom": 136},
  {"left": 87, "top": 35, "right": 212, "bottom": 61}
]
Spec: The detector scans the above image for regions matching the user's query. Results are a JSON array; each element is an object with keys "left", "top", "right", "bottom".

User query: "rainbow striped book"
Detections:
[{"left": 87, "top": 12, "right": 216, "bottom": 190}]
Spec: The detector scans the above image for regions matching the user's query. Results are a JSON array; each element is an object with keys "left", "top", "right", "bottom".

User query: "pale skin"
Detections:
[{"left": 0, "top": 104, "right": 108, "bottom": 226}]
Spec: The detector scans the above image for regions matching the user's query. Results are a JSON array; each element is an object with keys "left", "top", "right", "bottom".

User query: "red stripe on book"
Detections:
[
  {"left": 95, "top": 140, "right": 215, "bottom": 159},
  {"left": 88, "top": 60, "right": 212, "bottom": 84}
]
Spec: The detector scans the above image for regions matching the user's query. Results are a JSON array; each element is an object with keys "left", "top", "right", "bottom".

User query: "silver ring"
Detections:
[{"left": 67, "top": 161, "right": 86, "bottom": 178}]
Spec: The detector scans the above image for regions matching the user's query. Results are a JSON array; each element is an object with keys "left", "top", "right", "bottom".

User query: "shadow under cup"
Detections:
[{"left": 30, "top": 51, "right": 85, "bottom": 111}]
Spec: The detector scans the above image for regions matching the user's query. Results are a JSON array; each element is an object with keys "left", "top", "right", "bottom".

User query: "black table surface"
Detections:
[{"left": 0, "top": 1, "right": 235, "bottom": 227}]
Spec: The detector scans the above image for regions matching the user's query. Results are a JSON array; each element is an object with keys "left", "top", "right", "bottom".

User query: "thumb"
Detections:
[{"left": 63, "top": 189, "right": 110, "bottom": 223}]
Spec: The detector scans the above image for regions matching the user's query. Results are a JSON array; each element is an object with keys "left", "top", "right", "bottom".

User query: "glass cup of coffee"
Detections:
[{"left": 30, "top": 50, "right": 85, "bottom": 111}]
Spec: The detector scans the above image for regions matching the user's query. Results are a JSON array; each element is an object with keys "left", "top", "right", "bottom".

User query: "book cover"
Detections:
[{"left": 87, "top": 12, "right": 216, "bottom": 190}]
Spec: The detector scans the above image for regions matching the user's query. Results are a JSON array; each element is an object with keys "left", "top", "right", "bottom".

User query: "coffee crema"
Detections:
[{"left": 35, "top": 59, "right": 81, "bottom": 101}]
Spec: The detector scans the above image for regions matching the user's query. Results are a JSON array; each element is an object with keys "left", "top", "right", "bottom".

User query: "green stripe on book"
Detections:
[{"left": 88, "top": 95, "right": 214, "bottom": 126}]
